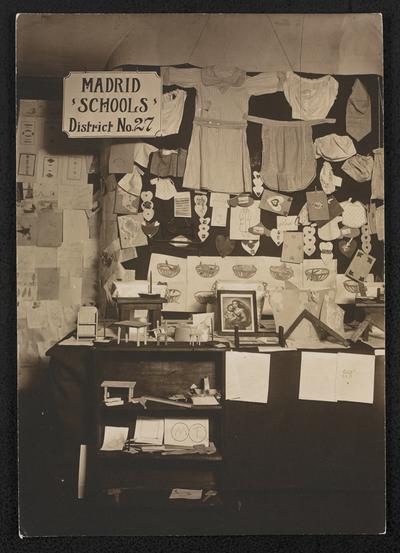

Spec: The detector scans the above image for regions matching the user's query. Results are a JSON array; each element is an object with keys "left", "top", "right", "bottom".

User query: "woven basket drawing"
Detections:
[
  {"left": 269, "top": 264, "right": 294, "bottom": 281},
  {"left": 232, "top": 264, "right": 257, "bottom": 279},
  {"left": 194, "top": 291, "right": 217, "bottom": 305},
  {"left": 157, "top": 259, "right": 180, "bottom": 278},
  {"left": 195, "top": 262, "right": 220, "bottom": 278},
  {"left": 305, "top": 267, "right": 330, "bottom": 282},
  {"left": 166, "top": 288, "right": 181, "bottom": 303},
  {"left": 343, "top": 280, "right": 361, "bottom": 294}
]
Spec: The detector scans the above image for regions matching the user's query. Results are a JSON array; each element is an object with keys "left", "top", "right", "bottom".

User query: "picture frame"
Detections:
[{"left": 216, "top": 290, "right": 258, "bottom": 335}]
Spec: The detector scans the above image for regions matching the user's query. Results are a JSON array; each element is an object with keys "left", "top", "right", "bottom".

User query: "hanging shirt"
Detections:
[
  {"left": 149, "top": 148, "right": 187, "bottom": 178},
  {"left": 247, "top": 116, "right": 336, "bottom": 192},
  {"left": 160, "top": 89, "right": 187, "bottom": 136},
  {"left": 162, "top": 66, "right": 282, "bottom": 194},
  {"left": 283, "top": 71, "right": 339, "bottom": 120}
]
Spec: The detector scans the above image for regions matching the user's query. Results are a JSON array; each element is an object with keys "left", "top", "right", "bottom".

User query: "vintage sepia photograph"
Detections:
[{"left": 16, "top": 12, "right": 385, "bottom": 537}]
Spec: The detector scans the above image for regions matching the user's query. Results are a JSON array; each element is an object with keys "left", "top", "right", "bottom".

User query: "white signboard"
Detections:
[{"left": 63, "top": 71, "right": 162, "bottom": 138}]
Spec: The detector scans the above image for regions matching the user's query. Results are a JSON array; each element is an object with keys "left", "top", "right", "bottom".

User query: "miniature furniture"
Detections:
[
  {"left": 115, "top": 296, "right": 166, "bottom": 328},
  {"left": 77, "top": 306, "right": 98, "bottom": 340}
]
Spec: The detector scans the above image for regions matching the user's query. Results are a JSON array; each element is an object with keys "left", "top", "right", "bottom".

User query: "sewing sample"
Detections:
[
  {"left": 260, "top": 189, "right": 293, "bottom": 216},
  {"left": 346, "top": 79, "right": 372, "bottom": 141},
  {"left": 342, "top": 154, "right": 373, "bottom": 182},
  {"left": 306, "top": 191, "right": 330, "bottom": 222},
  {"left": 162, "top": 66, "right": 282, "bottom": 193},
  {"left": 314, "top": 134, "right": 356, "bottom": 162},
  {"left": 149, "top": 148, "right": 187, "bottom": 178},
  {"left": 283, "top": 71, "right": 339, "bottom": 120},
  {"left": 160, "top": 89, "right": 187, "bottom": 136},
  {"left": 248, "top": 116, "right": 335, "bottom": 192}
]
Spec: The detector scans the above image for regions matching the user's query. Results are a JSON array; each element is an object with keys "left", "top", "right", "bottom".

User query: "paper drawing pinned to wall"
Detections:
[
  {"left": 305, "top": 267, "right": 330, "bottom": 282},
  {"left": 194, "top": 290, "right": 217, "bottom": 305},
  {"left": 232, "top": 264, "right": 257, "bottom": 279},
  {"left": 269, "top": 264, "right": 294, "bottom": 281},
  {"left": 157, "top": 259, "right": 181, "bottom": 278},
  {"left": 195, "top": 261, "right": 220, "bottom": 278},
  {"left": 165, "top": 287, "right": 182, "bottom": 304}
]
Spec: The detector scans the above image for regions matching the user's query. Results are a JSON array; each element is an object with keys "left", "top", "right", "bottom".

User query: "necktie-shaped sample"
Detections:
[{"left": 346, "top": 79, "right": 372, "bottom": 142}]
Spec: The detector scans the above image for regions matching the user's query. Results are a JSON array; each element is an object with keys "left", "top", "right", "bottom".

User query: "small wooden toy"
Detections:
[
  {"left": 113, "top": 319, "right": 149, "bottom": 346},
  {"left": 77, "top": 306, "right": 98, "bottom": 340}
]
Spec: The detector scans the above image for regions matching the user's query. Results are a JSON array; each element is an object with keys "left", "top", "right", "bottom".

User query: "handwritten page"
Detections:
[
  {"left": 174, "top": 191, "right": 192, "bottom": 218},
  {"left": 336, "top": 353, "right": 375, "bottom": 404},
  {"left": 134, "top": 417, "right": 164, "bottom": 445},
  {"left": 299, "top": 352, "right": 338, "bottom": 402},
  {"left": 101, "top": 426, "right": 129, "bottom": 451},
  {"left": 225, "top": 351, "right": 270, "bottom": 403}
]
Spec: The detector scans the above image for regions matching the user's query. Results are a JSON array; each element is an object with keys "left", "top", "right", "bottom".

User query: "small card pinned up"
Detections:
[
  {"left": 281, "top": 231, "right": 304, "bottom": 264},
  {"left": 174, "top": 191, "right": 192, "bottom": 218},
  {"left": 345, "top": 249, "right": 376, "bottom": 283},
  {"left": 306, "top": 191, "right": 330, "bottom": 222},
  {"left": 260, "top": 190, "right": 293, "bottom": 216},
  {"left": 277, "top": 215, "right": 298, "bottom": 232}
]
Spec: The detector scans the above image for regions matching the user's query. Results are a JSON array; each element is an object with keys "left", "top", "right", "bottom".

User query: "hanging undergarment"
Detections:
[
  {"left": 342, "top": 154, "right": 373, "bottom": 182},
  {"left": 149, "top": 148, "right": 187, "bottom": 178},
  {"left": 314, "top": 134, "right": 356, "bottom": 162},
  {"left": 160, "top": 89, "right": 187, "bottom": 136},
  {"left": 247, "top": 116, "right": 336, "bottom": 192},
  {"left": 161, "top": 66, "right": 282, "bottom": 193},
  {"left": 346, "top": 79, "right": 372, "bottom": 142},
  {"left": 283, "top": 71, "right": 339, "bottom": 120}
]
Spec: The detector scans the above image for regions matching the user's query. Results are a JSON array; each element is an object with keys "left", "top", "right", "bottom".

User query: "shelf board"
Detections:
[
  {"left": 94, "top": 342, "right": 228, "bottom": 353},
  {"left": 97, "top": 450, "right": 223, "bottom": 463},
  {"left": 101, "top": 402, "right": 222, "bottom": 414}
]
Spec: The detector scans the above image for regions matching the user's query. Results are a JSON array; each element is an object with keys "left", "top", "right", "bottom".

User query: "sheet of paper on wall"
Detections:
[
  {"left": 33, "top": 180, "right": 58, "bottom": 207},
  {"left": 108, "top": 142, "right": 158, "bottom": 173},
  {"left": 101, "top": 426, "right": 129, "bottom": 451},
  {"left": 299, "top": 352, "right": 338, "bottom": 402},
  {"left": 164, "top": 418, "right": 209, "bottom": 447},
  {"left": 58, "top": 242, "right": 83, "bottom": 277},
  {"left": 281, "top": 231, "right": 304, "bottom": 264},
  {"left": 148, "top": 253, "right": 187, "bottom": 312},
  {"left": 210, "top": 192, "right": 230, "bottom": 207},
  {"left": 336, "top": 353, "right": 375, "bottom": 404},
  {"left": 59, "top": 276, "right": 83, "bottom": 307},
  {"left": 61, "top": 155, "right": 89, "bottom": 186},
  {"left": 211, "top": 206, "right": 228, "bottom": 227},
  {"left": 119, "top": 247, "right": 137, "bottom": 263},
  {"left": 59, "top": 183, "right": 93, "bottom": 210},
  {"left": 16, "top": 152, "right": 38, "bottom": 182},
  {"left": 17, "top": 272, "right": 37, "bottom": 302},
  {"left": 277, "top": 215, "right": 299, "bottom": 232},
  {"left": 134, "top": 417, "right": 164, "bottom": 445},
  {"left": 36, "top": 268, "right": 60, "bottom": 300},
  {"left": 225, "top": 351, "right": 270, "bottom": 403},
  {"left": 17, "top": 246, "right": 35, "bottom": 273},
  {"left": 46, "top": 300, "right": 64, "bottom": 329},
  {"left": 63, "top": 209, "right": 89, "bottom": 244},
  {"left": 36, "top": 208, "right": 63, "bottom": 247},
  {"left": 82, "top": 268, "right": 98, "bottom": 305},
  {"left": 17, "top": 213, "right": 38, "bottom": 246},
  {"left": 229, "top": 202, "right": 261, "bottom": 240},
  {"left": 174, "top": 191, "right": 192, "bottom": 218},
  {"left": 83, "top": 239, "right": 98, "bottom": 269},
  {"left": 26, "top": 300, "right": 48, "bottom": 329},
  {"left": 345, "top": 249, "right": 376, "bottom": 283},
  {"left": 114, "top": 186, "right": 140, "bottom": 214},
  {"left": 118, "top": 166, "right": 143, "bottom": 196},
  {"left": 16, "top": 115, "right": 45, "bottom": 154},
  {"left": 117, "top": 213, "right": 148, "bottom": 248},
  {"left": 34, "top": 247, "right": 57, "bottom": 269}
]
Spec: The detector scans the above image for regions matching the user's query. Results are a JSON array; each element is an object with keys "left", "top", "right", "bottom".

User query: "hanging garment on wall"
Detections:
[
  {"left": 320, "top": 161, "right": 342, "bottom": 194},
  {"left": 247, "top": 116, "right": 335, "bottom": 192},
  {"left": 341, "top": 154, "right": 373, "bottom": 182},
  {"left": 162, "top": 66, "right": 282, "bottom": 193},
  {"left": 371, "top": 148, "right": 384, "bottom": 200},
  {"left": 283, "top": 71, "right": 339, "bottom": 120},
  {"left": 346, "top": 79, "right": 372, "bottom": 142},
  {"left": 149, "top": 148, "right": 187, "bottom": 178},
  {"left": 160, "top": 89, "right": 187, "bottom": 136},
  {"left": 314, "top": 134, "right": 356, "bottom": 162}
]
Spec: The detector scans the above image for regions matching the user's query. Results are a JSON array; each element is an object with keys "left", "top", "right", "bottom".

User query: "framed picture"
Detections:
[{"left": 216, "top": 290, "right": 258, "bottom": 335}]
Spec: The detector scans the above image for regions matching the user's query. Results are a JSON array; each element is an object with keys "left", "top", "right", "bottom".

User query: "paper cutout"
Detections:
[
  {"left": 260, "top": 189, "right": 293, "bottom": 216},
  {"left": 141, "top": 221, "right": 160, "bottom": 238},
  {"left": 252, "top": 171, "right": 265, "bottom": 197},
  {"left": 241, "top": 240, "right": 260, "bottom": 256},
  {"left": 270, "top": 228, "right": 284, "bottom": 246},
  {"left": 228, "top": 194, "right": 254, "bottom": 208},
  {"left": 303, "top": 226, "right": 316, "bottom": 256}
]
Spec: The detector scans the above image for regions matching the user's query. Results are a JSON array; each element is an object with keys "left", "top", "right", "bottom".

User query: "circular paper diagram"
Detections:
[
  {"left": 189, "top": 423, "right": 207, "bottom": 444},
  {"left": 171, "top": 422, "right": 189, "bottom": 442}
]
